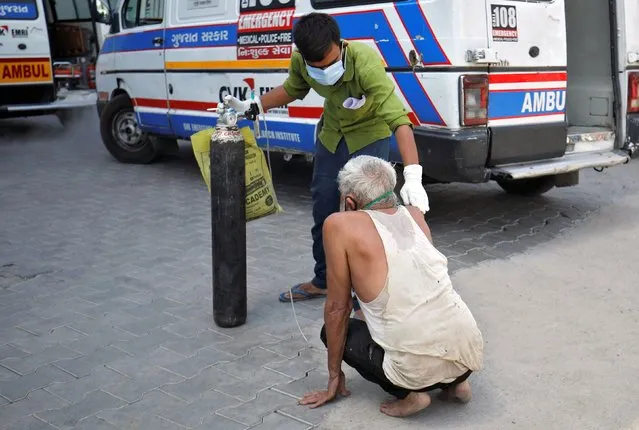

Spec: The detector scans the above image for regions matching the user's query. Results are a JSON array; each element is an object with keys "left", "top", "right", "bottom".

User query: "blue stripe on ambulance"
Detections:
[
  {"left": 0, "top": 3, "right": 38, "bottom": 20},
  {"left": 102, "top": 29, "right": 164, "bottom": 53},
  {"left": 178, "top": 116, "right": 317, "bottom": 154},
  {"left": 331, "top": 11, "right": 407, "bottom": 67},
  {"left": 136, "top": 112, "right": 171, "bottom": 131},
  {"left": 393, "top": 73, "right": 444, "bottom": 125},
  {"left": 489, "top": 89, "right": 567, "bottom": 120},
  {"left": 135, "top": 115, "right": 172, "bottom": 136},
  {"left": 333, "top": 11, "right": 445, "bottom": 125},
  {"left": 393, "top": 2, "right": 449, "bottom": 65},
  {"left": 144, "top": 112, "right": 404, "bottom": 162},
  {"left": 101, "top": 24, "right": 237, "bottom": 53}
]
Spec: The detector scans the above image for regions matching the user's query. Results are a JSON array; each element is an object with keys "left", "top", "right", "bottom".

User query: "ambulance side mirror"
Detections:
[{"left": 91, "top": 0, "right": 112, "bottom": 25}]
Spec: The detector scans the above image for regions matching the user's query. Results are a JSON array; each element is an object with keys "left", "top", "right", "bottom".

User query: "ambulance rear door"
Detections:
[
  {"left": 483, "top": 0, "right": 568, "bottom": 166},
  {"left": 0, "top": 0, "right": 54, "bottom": 108},
  {"left": 624, "top": 0, "right": 639, "bottom": 70}
]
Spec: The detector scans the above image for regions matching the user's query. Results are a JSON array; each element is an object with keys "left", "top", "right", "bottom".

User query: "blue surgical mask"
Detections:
[{"left": 305, "top": 46, "right": 346, "bottom": 86}]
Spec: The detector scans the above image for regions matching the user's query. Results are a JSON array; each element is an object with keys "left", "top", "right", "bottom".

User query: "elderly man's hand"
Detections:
[{"left": 299, "top": 372, "right": 350, "bottom": 409}]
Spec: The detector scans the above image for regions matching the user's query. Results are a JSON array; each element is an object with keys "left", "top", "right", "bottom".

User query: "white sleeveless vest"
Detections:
[{"left": 358, "top": 206, "right": 484, "bottom": 389}]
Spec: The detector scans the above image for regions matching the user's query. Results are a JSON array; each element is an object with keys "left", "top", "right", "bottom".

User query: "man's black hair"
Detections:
[{"left": 292, "top": 12, "right": 341, "bottom": 63}]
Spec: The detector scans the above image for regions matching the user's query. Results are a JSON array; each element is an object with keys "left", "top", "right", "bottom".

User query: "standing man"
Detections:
[{"left": 224, "top": 12, "right": 430, "bottom": 302}]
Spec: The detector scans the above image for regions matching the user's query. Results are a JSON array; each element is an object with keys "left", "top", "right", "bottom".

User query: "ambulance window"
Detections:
[
  {"left": 122, "top": 0, "right": 164, "bottom": 28},
  {"left": 0, "top": 0, "right": 39, "bottom": 20},
  {"left": 311, "top": 0, "right": 409, "bottom": 9},
  {"left": 51, "top": 0, "right": 92, "bottom": 21}
]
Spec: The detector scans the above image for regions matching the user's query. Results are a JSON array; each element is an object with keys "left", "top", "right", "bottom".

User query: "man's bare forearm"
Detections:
[
  {"left": 395, "top": 124, "right": 419, "bottom": 165},
  {"left": 322, "top": 216, "right": 353, "bottom": 378},
  {"left": 325, "top": 300, "right": 351, "bottom": 377},
  {"left": 260, "top": 86, "right": 297, "bottom": 112}
]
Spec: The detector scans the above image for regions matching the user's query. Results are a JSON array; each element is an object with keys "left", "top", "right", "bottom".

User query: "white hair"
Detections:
[{"left": 337, "top": 155, "right": 398, "bottom": 208}]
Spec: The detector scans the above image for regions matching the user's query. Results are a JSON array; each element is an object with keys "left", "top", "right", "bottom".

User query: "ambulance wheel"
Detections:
[
  {"left": 100, "top": 94, "right": 158, "bottom": 164},
  {"left": 496, "top": 175, "right": 556, "bottom": 196}
]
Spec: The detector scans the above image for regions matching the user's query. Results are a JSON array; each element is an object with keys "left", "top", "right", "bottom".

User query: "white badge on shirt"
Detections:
[{"left": 343, "top": 95, "right": 366, "bottom": 110}]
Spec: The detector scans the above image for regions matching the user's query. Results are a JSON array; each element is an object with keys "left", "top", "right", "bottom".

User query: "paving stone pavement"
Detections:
[{"left": 0, "top": 113, "right": 635, "bottom": 429}]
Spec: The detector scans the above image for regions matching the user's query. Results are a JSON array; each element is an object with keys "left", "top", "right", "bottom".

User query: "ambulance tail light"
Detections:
[
  {"left": 460, "top": 75, "right": 488, "bottom": 126},
  {"left": 628, "top": 72, "right": 639, "bottom": 113}
]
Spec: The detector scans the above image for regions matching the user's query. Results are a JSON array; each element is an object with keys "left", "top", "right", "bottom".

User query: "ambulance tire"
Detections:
[
  {"left": 100, "top": 94, "right": 158, "bottom": 164},
  {"left": 496, "top": 175, "right": 556, "bottom": 196}
]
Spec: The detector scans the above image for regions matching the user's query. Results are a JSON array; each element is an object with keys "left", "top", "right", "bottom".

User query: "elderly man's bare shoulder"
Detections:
[
  {"left": 405, "top": 205, "right": 426, "bottom": 223},
  {"left": 322, "top": 211, "right": 375, "bottom": 236},
  {"left": 405, "top": 205, "right": 433, "bottom": 242}
]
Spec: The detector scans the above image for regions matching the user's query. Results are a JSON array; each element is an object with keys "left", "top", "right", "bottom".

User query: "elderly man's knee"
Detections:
[{"left": 320, "top": 325, "right": 328, "bottom": 346}]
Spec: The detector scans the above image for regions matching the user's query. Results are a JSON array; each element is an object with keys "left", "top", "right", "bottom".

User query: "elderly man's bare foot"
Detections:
[
  {"left": 439, "top": 380, "right": 472, "bottom": 404},
  {"left": 379, "top": 392, "right": 431, "bottom": 417}
]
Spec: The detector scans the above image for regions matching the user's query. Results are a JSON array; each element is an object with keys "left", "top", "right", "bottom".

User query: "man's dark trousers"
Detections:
[
  {"left": 310, "top": 135, "right": 390, "bottom": 290},
  {"left": 320, "top": 319, "right": 472, "bottom": 399}
]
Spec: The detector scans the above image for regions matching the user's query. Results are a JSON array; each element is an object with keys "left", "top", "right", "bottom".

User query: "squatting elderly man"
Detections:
[{"left": 299, "top": 155, "right": 484, "bottom": 417}]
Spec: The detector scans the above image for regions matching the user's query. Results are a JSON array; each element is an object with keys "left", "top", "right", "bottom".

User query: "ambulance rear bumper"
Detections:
[
  {"left": 0, "top": 90, "right": 96, "bottom": 117},
  {"left": 413, "top": 126, "right": 490, "bottom": 183},
  {"left": 490, "top": 150, "right": 630, "bottom": 180},
  {"left": 414, "top": 124, "right": 631, "bottom": 183}
]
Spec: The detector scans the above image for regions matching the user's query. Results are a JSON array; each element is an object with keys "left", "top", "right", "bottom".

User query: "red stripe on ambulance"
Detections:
[
  {"left": 132, "top": 98, "right": 168, "bottom": 109},
  {"left": 288, "top": 106, "right": 323, "bottom": 119},
  {"left": 0, "top": 57, "right": 50, "bottom": 63},
  {"left": 169, "top": 100, "right": 218, "bottom": 111},
  {"left": 489, "top": 72, "right": 567, "bottom": 84},
  {"left": 134, "top": 99, "right": 421, "bottom": 127}
]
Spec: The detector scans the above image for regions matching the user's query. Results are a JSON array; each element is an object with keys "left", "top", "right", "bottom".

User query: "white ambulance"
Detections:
[
  {"left": 0, "top": 0, "right": 111, "bottom": 125},
  {"left": 94, "top": 0, "right": 637, "bottom": 196}
]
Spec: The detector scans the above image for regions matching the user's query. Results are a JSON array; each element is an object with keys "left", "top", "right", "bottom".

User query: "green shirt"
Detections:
[{"left": 282, "top": 41, "right": 413, "bottom": 154}]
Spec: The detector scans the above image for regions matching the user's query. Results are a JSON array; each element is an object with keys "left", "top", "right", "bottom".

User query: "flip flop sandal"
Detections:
[{"left": 279, "top": 284, "right": 325, "bottom": 303}]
